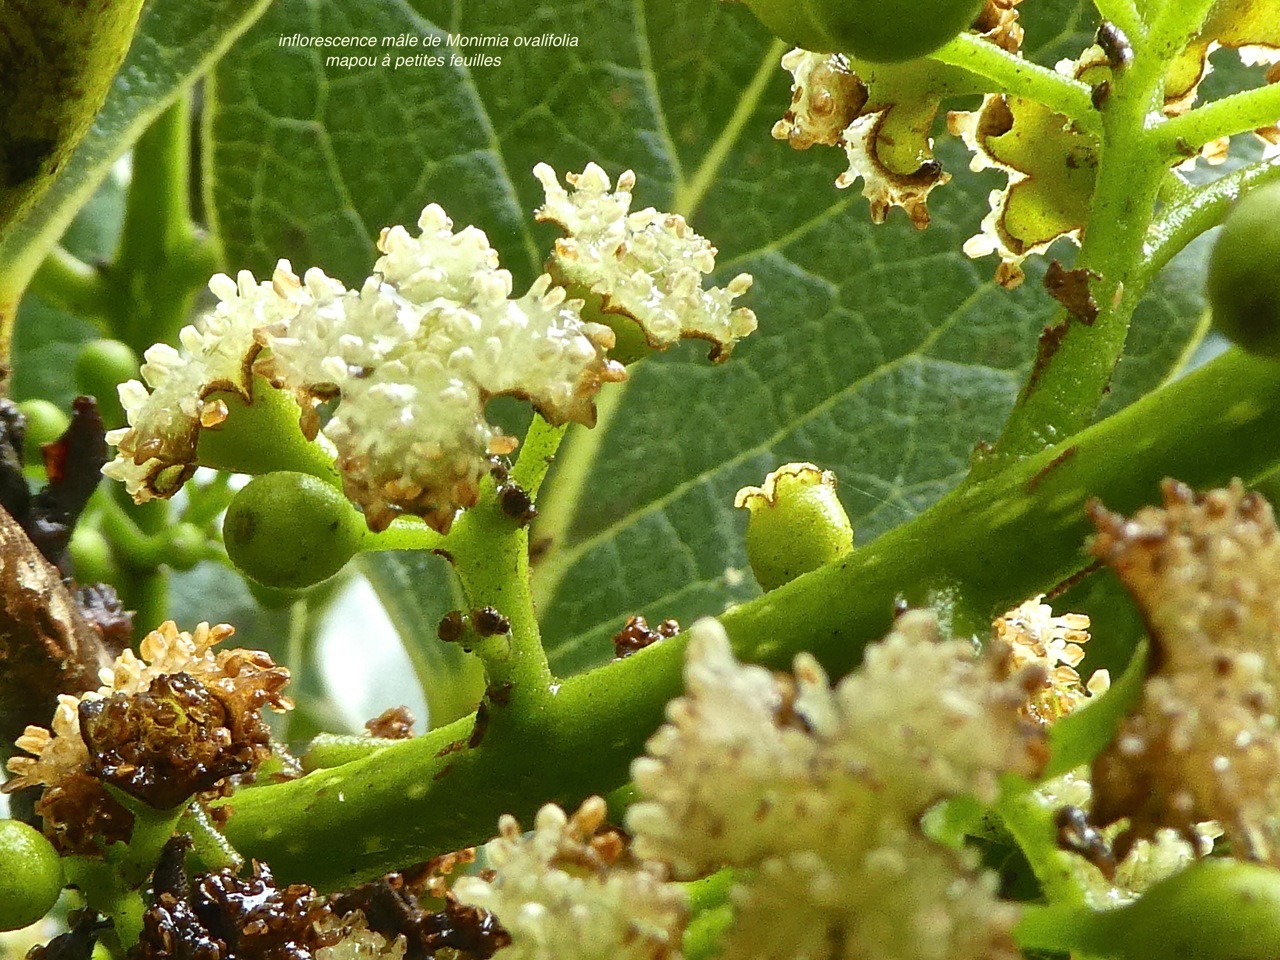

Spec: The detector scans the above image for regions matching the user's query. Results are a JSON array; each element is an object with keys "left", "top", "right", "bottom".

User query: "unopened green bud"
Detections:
[
  {"left": 735, "top": 462, "right": 854, "bottom": 591},
  {"left": 69, "top": 526, "right": 120, "bottom": 585},
  {"left": 16, "top": 399, "right": 70, "bottom": 465},
  {"left": 74, "top": 339, "right": 139, "bottom": 429},
  {"left": 224, "top": 472, "right": 364, "bottom": 590},
  {"left": 0, "top": 819, "right": 64, "bottom": 931},
  {"left": 1208, "top": 182, "right": 1280, "bottom": 358}
]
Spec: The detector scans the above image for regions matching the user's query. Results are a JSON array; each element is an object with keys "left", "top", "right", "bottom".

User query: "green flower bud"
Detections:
[
  {"left": 735, "top": 462, "right": 854, "bottom": 591},
  {"left": 16, "top": 399, "right": 70, "bottom": 466},
  {"left": 0, "top": 819, "right": 64, "bottom": 931},
  {"left": 74, "top": 338, "right": 139, "bottom": 428},
  {"left": 740, "top": 0, "right": 987, "bottom": 63},
  {"left": 68, "top": 525, "right": 121, "bottom": 585},
  {"left": 223, "top": 472, "right": 364, "bottom": 590},
  {"left": 1208, "top": 182, "right": 1280, "bottom": 358}
]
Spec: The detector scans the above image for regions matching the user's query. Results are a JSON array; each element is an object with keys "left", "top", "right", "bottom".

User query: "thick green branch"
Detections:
[
  {"left": 930, "top": 33, "right": 1101, "bottom": 136},
  {"left": 217, "top": 348, "right": 1280, "bottom": 888}
]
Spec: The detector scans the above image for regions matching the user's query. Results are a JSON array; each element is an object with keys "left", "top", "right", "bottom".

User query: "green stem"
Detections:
[
  {"left": 430, "top": 416, "right": 566, "bottom": 723},
  {"left": 930, "top": 33, "right": 1101, "bottom": 136},
  {"left": 994, "top": 778, "right": 1087, "bottom": 906},
  {"left": 510, "top": 414, "right": 568, "bottom": 496},
  {"left": 1138, "top": 157, "right": 1280, "bottom": 292},
  {"left": 214, "top": 348, "right": 1280, "bottom": 888},
  {"left": 29, "top": 246, "right": 112, "bottom": 327},
  {"left": 1015, "top": 902, "right": 1104, "bottom": 954},
  {"left": 980, "top": 5, "right": 1178, "bottom": 468},
  {"left": 684, "top": 904, "right": 734, "bottom": 960},
  {"left": 1158, "top": 83, "right": 1280, "bottom": 157},
  {"left": 177, "top": 804, "right": 244, "bottom": 873},
  {"left": 100, "top": 95, "right": 220, "bottom": 358},
  {"left": 1090, "top": 0, "right": 1145, "bottom": 44},
  {"left": 360, "top": 519, "right": 447, "bottom": 553}
]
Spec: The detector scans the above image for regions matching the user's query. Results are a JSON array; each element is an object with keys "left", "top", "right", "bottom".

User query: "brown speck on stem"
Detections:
[
  {"left": 472, "top": 606, "right": 511, "bottom": 636},
  {"left": 612, "top": 615, "right": 680, "bottom": 659},
  {"left": 365, "top": 706, "right": 416, "bottom": 740},
  {"left": 1043, "top": 261, "right": 1100, "bottom": 325}
]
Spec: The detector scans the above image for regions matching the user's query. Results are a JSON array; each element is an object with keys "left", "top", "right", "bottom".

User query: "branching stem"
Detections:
[
  {"left": 930, "top": 34, "right": 1102, "bottom": 136},
  {"left": 217, "top": 348, "right": 1280, "bottom": 888}
]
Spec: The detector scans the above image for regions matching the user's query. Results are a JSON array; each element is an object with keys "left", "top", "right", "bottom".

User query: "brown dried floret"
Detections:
[
  {"left": 79, "top": 672, "right": 258, "bottom": 810},
  {"left": 134, "top": 838, "right": 504, "bottom": 960},
  {"left": 6, "top": 622, "right": 291, "bottom": 854},
  {"left": 365, "top": 707, "right": 416, "bottom": 740},
  {"left": 1087, "top": 480, "right": 1280, "bottom": 862},
  {"left": 134, "top": 857, "right": 338, "bottom": 960},
  {"left": 330, "top": 873, "right": 509, "bottom": 960},
  {"left": 34, "top": 768, "right": 135, "bottom": 856}
]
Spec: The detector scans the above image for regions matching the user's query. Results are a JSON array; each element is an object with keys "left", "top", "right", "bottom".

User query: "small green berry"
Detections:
[
  {"left": 0, "top": 819, "right": 64, "bottom": 931},
  {"left": 1208, "top": 182, "right": 1280, "bottom": 357},
  {"left": 735, "top": 462, "right": 854, "bottom": 591},
  {"left": 74, "top": 339, "right": 139, "bottom": 428},
  {"left": 16, "top": 399, "right": 69, "bottom": 465},
  {"left": 224, "top": 472, "right": 364, "bottom": 589},
  {"left": 68, "top": 526, "right": 120, "bottom": 585},
  {"left": 740, "top": 0, "right": 987, "bottom": 63}
]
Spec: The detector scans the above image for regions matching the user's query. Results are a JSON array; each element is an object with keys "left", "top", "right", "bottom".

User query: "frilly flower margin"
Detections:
[{"left": 534, "top": 163, "right": 757, "bottom": 360}]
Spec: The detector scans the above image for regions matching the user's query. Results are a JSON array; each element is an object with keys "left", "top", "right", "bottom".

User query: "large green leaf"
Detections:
[
  {"left": 206, "top": 0, "right": 1222, "bottom": 678},
  {"left": 0, "top": 0, "right": 271, "bottom": 298}
]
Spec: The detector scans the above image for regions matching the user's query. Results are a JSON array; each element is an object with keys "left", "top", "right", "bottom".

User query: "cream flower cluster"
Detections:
[
  {"left": 104, "top": 271, "right": 290, "bottom": 499},
  {"left": 1089, "top": 480, "right": 1280, "bottom": 864},
  {"left": 453, "top": 796, "right": 687, "bottom": 960},
  {"left": 625, "top": 613, "right": 1044, "bottom": 960},
  {"left": 534, "top": 163, "right": 757, "bottom": 360},
  {"left": 106, "top": 166, "right": 753, "bottom": 532}
]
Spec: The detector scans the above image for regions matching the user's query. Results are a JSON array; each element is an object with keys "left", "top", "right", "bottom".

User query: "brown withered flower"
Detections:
[
  {"left": 5, "top": 621, "right": 290, "bottom": 854},
  {"left": 130, "top": 837, "right": 507, "bottom": 960}
]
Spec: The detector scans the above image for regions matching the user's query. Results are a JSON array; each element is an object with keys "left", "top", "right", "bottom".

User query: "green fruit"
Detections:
[
  {"left": 0, "top": 819, "right": 64, "bottom": 931},
  {"left": 1208, "top": 182, "right": 1280, "bottom": 358},
  {"left": 16, "top": 400, "right": 69, "bottom": 465},
  {"left": 224, "top": 472, "right": 364, "bottom": 589},
  {"left": 736, "top": 462, "right": 854, "bottom": 591},
  {"left": 740, "top": 0, "right": 986, "bottom": 63},
  {"left": 74, "top": 339, "right": 139, "bottom": 428}
]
